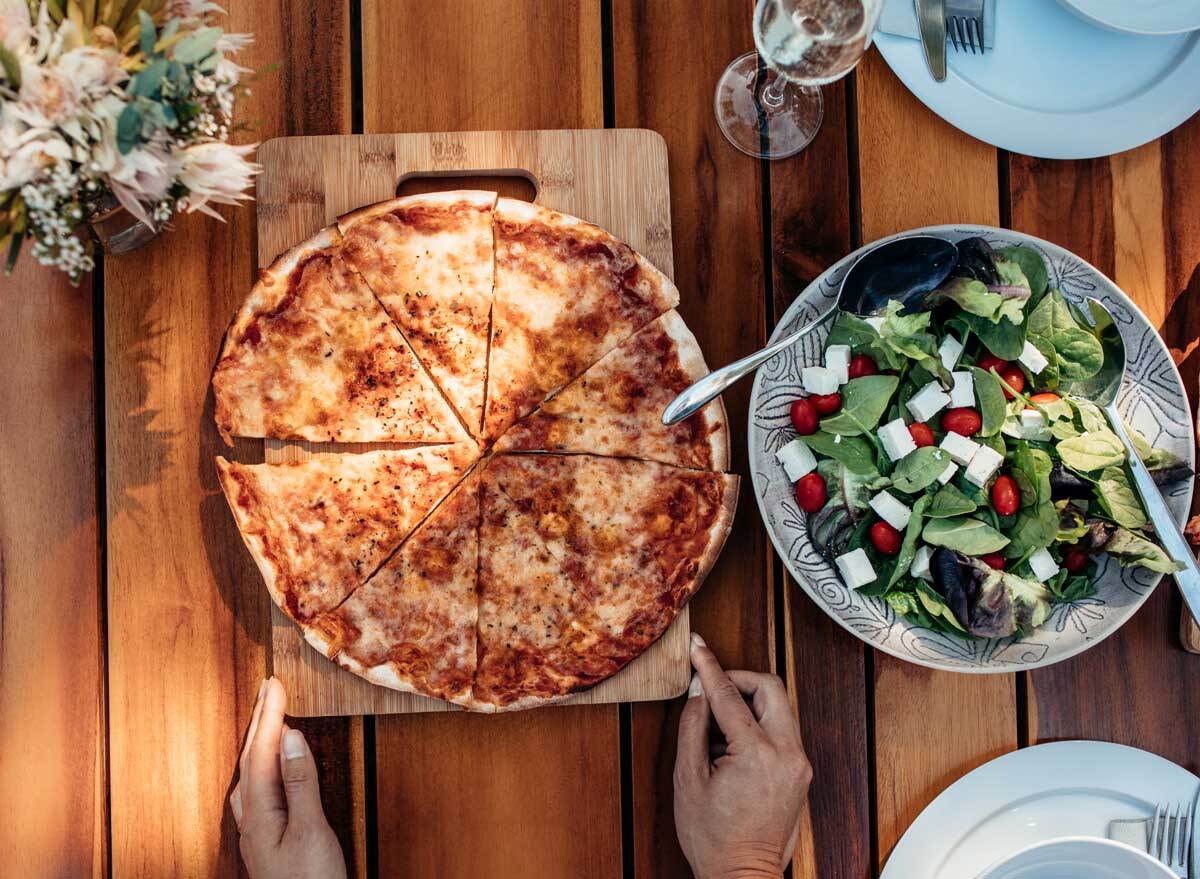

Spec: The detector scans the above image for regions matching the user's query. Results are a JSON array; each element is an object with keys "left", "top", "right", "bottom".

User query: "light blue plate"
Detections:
[
  {"left": 748, "top": 226, "right": 1195, "bottom": 673},
  {"left": 875, "top": 0, "right": 1200, "bottom": 159}
]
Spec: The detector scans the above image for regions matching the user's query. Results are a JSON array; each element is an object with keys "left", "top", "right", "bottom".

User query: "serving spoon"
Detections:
[
  {"left": 1066, "top": 298, "right": 1200, "bottom": 618},
  {"left": 661, "top": 235, "right": 958, "bottom": 426}
]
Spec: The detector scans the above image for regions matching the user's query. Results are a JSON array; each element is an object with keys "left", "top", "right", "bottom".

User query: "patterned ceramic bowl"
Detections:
[{"left": 749, "top": 225, "right": 1194, "bottom": 672}]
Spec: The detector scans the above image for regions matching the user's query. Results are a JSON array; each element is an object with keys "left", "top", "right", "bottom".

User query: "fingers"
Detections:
[
  {"left": 278, "top": 726, "right": 329, "bottom": 829},
  {"left": 244, "top": 677, "right": 288, "bottom": 823},
  {"left": 725, "top": 670, "right": 803, "bottom": 746},
  {"left": 674, "top": 673, "right": 712, "bottom": 780},
  {"left": 689, "top": 634, "right": 759, "bottom": 743},
  {"left": 231, "top": 677, "right": 268, "bottom": 832}
]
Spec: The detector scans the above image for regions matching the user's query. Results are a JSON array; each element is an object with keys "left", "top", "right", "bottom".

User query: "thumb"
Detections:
[
  {"left": 674, "top": 674, "right": 712, "bottom": 781},
  {"left": 279, "top": 727, "right": 327, "bottom": 828}
]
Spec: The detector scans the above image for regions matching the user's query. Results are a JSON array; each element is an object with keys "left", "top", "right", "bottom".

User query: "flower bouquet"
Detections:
[{"left": 0, "top": 0, "right": 260, "bottom": 282}]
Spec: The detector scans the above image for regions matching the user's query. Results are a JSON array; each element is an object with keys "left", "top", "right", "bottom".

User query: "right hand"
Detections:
[{"left": 673, "top": 634, "right": 812, "bottom": 879}]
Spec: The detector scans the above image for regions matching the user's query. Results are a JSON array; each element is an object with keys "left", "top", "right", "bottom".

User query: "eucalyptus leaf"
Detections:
[
  {"left": 1096, "top": 466, "right": 1147, "bottom": 530},
  {"left": 138, "top": 9, "right": 156, "bottom": 56},
  {"left": 1057, "top": 431, "right": 1126, "bottom": 472},
  {"left": 970, "top": 366, "right": 1007, "bottom": 437},
  {"left": 173, "top": 26, "right": 223, "bottom": 64},
  {"left": 922, "top": 517, "right": 1010, "bottom": 555},
  {"left": 116, "top": 104, "right": 142, "bottom": 154},
  {"left": 891, "top": 447, "right": 952, "bottom": 494},
  {"left": 927, "top": 483, "right": 978, "bottom": 518},
  {"left": 819, "top": 375, "right": 900, "bottom": 436}
]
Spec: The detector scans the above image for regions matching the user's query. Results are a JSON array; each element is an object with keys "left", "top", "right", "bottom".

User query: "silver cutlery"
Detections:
[
  {"left": 1148, "top": 801, "right": 1193, "bottom": 876},
  {"left": 946, "top": 0, "right": 986, "bottom": 54},
  {"left": 915, "top": 0, "right": 948, "bottom": 81}
]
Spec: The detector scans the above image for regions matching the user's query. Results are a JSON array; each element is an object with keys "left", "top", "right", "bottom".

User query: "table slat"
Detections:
[
  {"left": 611, "top": 1, "right": 774, "bottom": 874},
  {"left": 104, "top": 2, "right": 354, "bottom": 875},
  {"left": 0, "top": 263, "right": 104, "bottom": 878},
  {"left": 359, "top": 4, "right": 623, "bottom": 877},
  {"left": 854, "top": 50, "right": 1018, "bottom": 867}
]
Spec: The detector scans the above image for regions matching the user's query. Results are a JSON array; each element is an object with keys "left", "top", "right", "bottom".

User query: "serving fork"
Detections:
[
  {"left": 946, "top": 0, "right": 986, "bottom": 55},
  {"left": 1148, "top": 801, "right": 1193, "bottom": 877}
]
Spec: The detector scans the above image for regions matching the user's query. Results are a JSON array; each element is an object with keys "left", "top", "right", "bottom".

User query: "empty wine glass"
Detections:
[{"left": 715, "top": 0, "right": 884, "bottom": 159}]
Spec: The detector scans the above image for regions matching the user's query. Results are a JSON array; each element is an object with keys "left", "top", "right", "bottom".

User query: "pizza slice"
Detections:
[
  {"left": 213, "top": 226, "right": 470, "bottom": 445},
  {"left": 482, "top": 198, "right": 680, "bottom": 441},
  {"left": 215, "top": 443, "right": 476, "bottom": 623},
  {"left": 304, "top": 470, "right": 480, "bottom": 707},
  {"left": 338, "top": 191, "right": 497, "bottom": 437},
  {"left": 493, "top": 310, "right": 730, "bottom": 470},
  {"left": 473, "top": 453, "right": 738, "bottom": 710}
]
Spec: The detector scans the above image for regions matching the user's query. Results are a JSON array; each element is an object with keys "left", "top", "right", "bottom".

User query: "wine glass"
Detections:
[{"left": 715, "top": 0, "right": 884, "bottom": 159}]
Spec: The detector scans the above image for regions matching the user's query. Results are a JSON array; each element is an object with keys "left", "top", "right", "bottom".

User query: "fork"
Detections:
[
  {"left": 946, "top": 0, "right": 985, "bottom": 54},
  {"left": 1148, "top": 801, "right": 1193, "bottom": 876}
]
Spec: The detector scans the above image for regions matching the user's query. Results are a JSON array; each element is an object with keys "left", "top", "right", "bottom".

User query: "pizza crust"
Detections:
[
  {"left": 336, "top": 189, "right": 497, "bottom": 233},
  {"left": 216, "top": 455, "right": 287, "bottom": 612}
]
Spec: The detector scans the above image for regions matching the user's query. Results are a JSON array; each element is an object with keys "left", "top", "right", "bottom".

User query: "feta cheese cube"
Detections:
[
  {"left": 939, "top": 335, "right": 964, "bottom": 371},
  {"left": 965, "top": 445, "right": 1004, "bottom": 488},
  {"left": 776, "top": 439, "right": 817, "bottom": 482},
  {"left": 869, "top": 490, "right": 912, "bottom": 530},
  {"left": 949, "top": 371, "right": 975, "bottom": 408},
  {"left": 802, "top": 365, "right": 839, "bottom": 396},
  {"left": 1018, "top": 340, "right": 1050, "bottom": 375},
  {"left": 879, "top": 418, "right": 918, "bottom": 462},
  {"left": 938, "top": 462, "right": 959, "bottom": 485},
  {"left": 835, "top": 548, "right": 877, "bottom": 590},
  {"left": 825, "top": 344, "right": 851, "bottom": 385},
  {"left": 907, "top": 380, "right": 952, "bottom": 423},
  {"left": 1019, "top": 408, "right": 1052, "bottom": 441},
  {"left": 1028, "top": 547, "right": 1061, "bottom": 581},
  {"left": 940, "top": 431, "right": 982, "bottom": 465},
  {"left": 864, "top": 316, "right": 885, "bottom": 332},
  {"left": 910, "top": 545, "right": 933, "bottom": 580}
]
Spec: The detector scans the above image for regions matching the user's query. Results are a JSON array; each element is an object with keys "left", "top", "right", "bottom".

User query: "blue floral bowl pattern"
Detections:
[{"left": 749, "top": 226, "right": 1194, "bottom": 672}]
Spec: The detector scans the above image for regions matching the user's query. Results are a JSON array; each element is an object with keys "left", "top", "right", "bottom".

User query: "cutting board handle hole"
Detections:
[{"left": 396, "top": 170, "right": 537, "bottom": 203}]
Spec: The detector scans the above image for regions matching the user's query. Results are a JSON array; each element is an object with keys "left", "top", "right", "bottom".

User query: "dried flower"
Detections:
[{"left": 175, "top": 140, "right": 259, "bottom": 219}]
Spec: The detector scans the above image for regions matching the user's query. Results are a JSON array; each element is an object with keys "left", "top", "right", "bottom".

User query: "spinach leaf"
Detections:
[
  {"left": 970, "top": 366, "right": 1008, "bottom": 438},
  {"left": 1004, "top": 501, "right": 1058, "bottom": 560},
  {"left": 819, "top": 375, "right": 900, "bottom": 436},
  {"left": 1049, "top": 572, "right": 1096, "bottom": 603},
  {"left": 1065, "top": 395, "right": 1110, "bottom": 434},
  {"left": 1027, "top": 291, "right": 1104, "bottom": 381},
  {"left": 1057, "top": 431, "right": 1126, "bottom": 472},
  {"left": 889, "top": 496, "right": 930, "bottom": 588},
  {"left": 1104, "top": 527, "right": 1183, "bottom": 574},
  {"left": 891, "top": 447, "right": 952, "bottom": 493},
  {"left": 996, "top": 245, "right": 1049, "bottom": 302},
  {"left": 979, "top": 432, "right": 1006, "bottom": 457},
  {"left": 938, "top": 277, "right": 1026, "bottom": 325},
  {"left": 1028, "top": 334, "right": 1061, "bottom": 389},
  {"left": 915, "top": 580, "right": 969, "bottom": 633},
  {"left": 884, "top": 590, "right": 920, "bottom": 618},
  {"left": 1010, "top": 442, "right": 1053, "bottom": 508},
  {"left": 1096, "top": 466, "right": 1148, "bottom": 529},
  {"left": 927, "top": 483, "right": 978, "bottom": 518},
  {"left": 922, "top": 517, "right": 1010, "bottom": 555},
  {"left": 802, "top": 431, "right": 879, "bottom": 476},
  {"left": 1127, "top": 425, "right": 1182, "bottom": 470},
  {"left": 962, "top": 313, "right": 1026, "bottom": 360},
  {"left": 876, "top": 302, "right": 952, "bottom": 384}
]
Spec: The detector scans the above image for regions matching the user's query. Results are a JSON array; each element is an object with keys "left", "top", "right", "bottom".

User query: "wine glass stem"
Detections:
[{"left": 761, "top": 71, "right": 788, "bottom": 109}]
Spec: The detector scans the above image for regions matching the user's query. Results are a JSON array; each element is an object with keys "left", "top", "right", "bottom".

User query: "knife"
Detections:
[{"left": 915, "top": 0, "right": 948, "bottom": 82}]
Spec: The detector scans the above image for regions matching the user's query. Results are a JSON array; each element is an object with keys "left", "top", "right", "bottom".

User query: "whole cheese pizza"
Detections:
[{"left": 213, "top": 190, "right": 738, "bottom": 711}]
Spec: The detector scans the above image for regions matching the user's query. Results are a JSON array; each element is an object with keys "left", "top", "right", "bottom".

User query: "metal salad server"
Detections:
[
  {"left": 661, "top": 235, "right": 958, "bottom": 426},
  {"left": 1068, "top": 298, "right": 1200, "bottom": 620}
]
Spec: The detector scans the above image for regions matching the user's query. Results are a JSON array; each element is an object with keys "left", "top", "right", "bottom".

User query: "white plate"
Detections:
[
  {"left": 881, "top": 741, "right": 1199, "bottom": 879},
  {"left": 1057, "top": 0, "right": 1200, "bottom": 36},
  {"left": 874, "top": 0, "right": 1200, "bottom": 159},
  {"left": 748, "top": 226, "right": 1195, "bottom": 673},
  {"left": 980, "top": 837, "right": 1176, "bottom": 879}
]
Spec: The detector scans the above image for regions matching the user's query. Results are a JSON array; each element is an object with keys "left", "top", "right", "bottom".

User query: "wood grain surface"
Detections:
[
  {"left": 256, "top": 128, "right": 692, "bottom": 717},
  {"left": 102, "top": 1, "right": 357, "bottom": 876},
  {"left": 855, "top": 50, "right": 1018, "bottom": 867},
  {"left": 0, "top": 262, "right": 104, "bottom": 878},
  {"left": 611, "top": 0, "right": 775, "bottom": 874}
]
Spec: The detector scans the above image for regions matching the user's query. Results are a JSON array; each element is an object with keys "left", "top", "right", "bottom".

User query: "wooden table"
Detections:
[{"left": 4, "top": 2, "right": 1200, "bottom": 876}]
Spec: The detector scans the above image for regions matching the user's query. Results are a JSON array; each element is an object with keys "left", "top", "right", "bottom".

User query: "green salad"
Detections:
[{"left": 777, "top": 238, "right": 1186, "bottom": 639}]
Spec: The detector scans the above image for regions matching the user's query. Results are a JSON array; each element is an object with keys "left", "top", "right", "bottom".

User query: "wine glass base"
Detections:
[{"left": 714, "top": 51, "right": 824, "bottom": 160}]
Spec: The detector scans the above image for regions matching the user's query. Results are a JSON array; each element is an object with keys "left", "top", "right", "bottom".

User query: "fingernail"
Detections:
[
  {"left": 283, "top": 728, "right": 306, "bottom": 760},
  {"left": 687, "top": 673, "right": 704, "bottom": 699},
  {"left": 690, "top": 632, "right": 706, "bottom": 650}
]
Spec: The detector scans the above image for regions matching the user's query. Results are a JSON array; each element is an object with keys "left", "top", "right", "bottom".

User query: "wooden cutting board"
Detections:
[{"left": 254, "top": 129, "right": 693, "bottom": 717}]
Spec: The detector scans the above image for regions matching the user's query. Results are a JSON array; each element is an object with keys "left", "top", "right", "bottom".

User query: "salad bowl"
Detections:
[{"left": 749, "top": 225, "right": 1195, "bottom": 672}]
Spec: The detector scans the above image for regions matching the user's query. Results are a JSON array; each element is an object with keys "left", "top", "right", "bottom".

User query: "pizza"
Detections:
[
  {"left": 212, "top": 226, "right": 470, "bottom": 445},
  {"left": 493, "top": 310, "right": 730, "bottom": 470},
  {"left": 215, "top": 443, "right": 475, "bottom": 621},
  {"left": 338, "top": 191, "right": 497, "bottom": 436},
  {"left": 215, "top": 191, "right": 737, "bottom": 711},
  {"left": 483, "top": 197, "right": 681, "bottom": 441}
]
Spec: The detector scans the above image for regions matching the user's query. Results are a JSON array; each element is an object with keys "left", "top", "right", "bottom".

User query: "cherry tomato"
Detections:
[
  {"left": 794, "top": 472, "right": 827, "bottom": 513},
  {"left": 809, "top": 392, "right": 842, "bottom": 415},
  {"left": 991, "top": 474, "right": 1020, "bottom": 516},
  {"left": 942, "top": 407, "right": 982, "bottom": 437},
  {"left": 848, "top": 354, "right": 878, "bottom": 380},
  {"left": 976, "top": 354, "right": 1009, "bottom": 374},
  {"left": 870, "top": 521, "right": 902, "bottom": 556},
  {"left": 980, "top": 553, "right": 1007, "bottom": 571},
  {"left": 999, "top": 366, "right": 1026, "bottom": 399},
  {"left": 1062, "top": 544, "right": 1090, "bottom": 574},
  {"left": 790, "top": 398, "right": 818, "bottom": 435},
  {"left": 1028, "top": 392, "right": 1061, "bottom": 408},
  {"left": 908, "top": 422, "right": 935, "bottom": 448}
]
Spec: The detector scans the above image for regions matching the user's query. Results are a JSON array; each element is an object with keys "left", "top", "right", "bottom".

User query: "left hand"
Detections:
[{"left": 230, "top": 677, "right": 347, "bottom": 879}]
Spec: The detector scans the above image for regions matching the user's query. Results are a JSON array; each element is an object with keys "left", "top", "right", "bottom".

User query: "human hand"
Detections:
[
  {"left": 230, "top": 678, "right": 347, "bottom": 879},
  {"left": 673, "top": 634, "right": 812, "bottom": 879}
]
